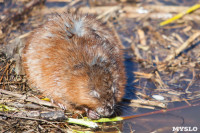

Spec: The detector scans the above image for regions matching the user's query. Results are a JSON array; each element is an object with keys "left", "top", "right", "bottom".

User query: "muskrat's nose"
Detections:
[{"left": 105, "top": 106, "right": 114, "bottom": 116}]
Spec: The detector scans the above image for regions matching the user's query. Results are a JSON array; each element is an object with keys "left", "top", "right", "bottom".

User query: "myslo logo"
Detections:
[{"left": 172, "top": 126, "right": 198, "bottom": 132}]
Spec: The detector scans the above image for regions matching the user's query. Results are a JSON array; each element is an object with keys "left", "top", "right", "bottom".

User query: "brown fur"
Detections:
[{"left": 22, "top": 11, "right": 126, "bottom": 118}]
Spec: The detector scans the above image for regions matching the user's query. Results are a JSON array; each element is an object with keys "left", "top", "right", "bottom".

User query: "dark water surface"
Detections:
[{"left": 122, "top": 100, "right": 200, "bottom": 133}]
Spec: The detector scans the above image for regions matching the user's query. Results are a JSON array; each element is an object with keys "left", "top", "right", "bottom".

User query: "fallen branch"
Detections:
[{"left": 0, "top": 89, "right": 57, "bottom": 108}]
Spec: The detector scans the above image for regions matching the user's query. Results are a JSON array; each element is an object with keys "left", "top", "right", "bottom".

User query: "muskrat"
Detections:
[{"left": 22, "top": 11, "right": 126, "bottom": 119}]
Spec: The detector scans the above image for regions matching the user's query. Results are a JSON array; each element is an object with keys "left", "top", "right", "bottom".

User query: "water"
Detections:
[{"left": 122, "top": 100, "right": 200, "bottom": 133}]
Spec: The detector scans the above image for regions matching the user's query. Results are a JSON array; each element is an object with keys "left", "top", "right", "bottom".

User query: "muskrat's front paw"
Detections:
[
  {"left": 86, "top": 109, "right": 100, "bottom": 120},
  {"left": 58, "top": 103, "right": 67, "bottom": 110}
]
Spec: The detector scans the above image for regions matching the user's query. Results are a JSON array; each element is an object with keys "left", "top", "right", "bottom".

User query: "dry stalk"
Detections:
[
  {"left": 130, "top": 99, "right": 166, "bottom": 108},
  {"left": 0, "top": 62, "right": 12, "bottom": 83},
  {"left": 129, "top": 103, "right": 155, "bottom": 109},
  {"left": 185, "top": 68, "right": 196, "bottom": 93},
  {"left": 0, "top": 89, "right": 57, "bottom": 108},
  {"left": 131, "top": 42, "right": 143, "bottom": 60},
  {"left": 164, "top": 32, "right": 200, "bottom": 62},
  {"left": 137, "top": 29, "right": 146, "bottom": 46},
  {"left": 133, "top": 71, "right": 153, "bottom": 79}
]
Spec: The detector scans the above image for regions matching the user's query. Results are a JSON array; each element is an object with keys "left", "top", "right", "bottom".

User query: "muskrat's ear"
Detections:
[{"left": 89, "top": 90, "right": 100, "bottom": 98}]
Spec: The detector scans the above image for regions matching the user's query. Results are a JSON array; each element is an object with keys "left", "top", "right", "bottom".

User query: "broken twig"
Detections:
[{"left": 164, "top": 32, "right": 200, "bottom": 62}]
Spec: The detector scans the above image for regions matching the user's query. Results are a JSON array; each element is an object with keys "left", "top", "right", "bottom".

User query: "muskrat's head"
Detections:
[
  {"left": 63, "top": 37, "right": 125, "bottom": 119},
  {"left": 68, "top": 62, "right": 123, "bottom": 119},
  {"left": 86, "top": 64, "right": 117, "bottom": 119}
]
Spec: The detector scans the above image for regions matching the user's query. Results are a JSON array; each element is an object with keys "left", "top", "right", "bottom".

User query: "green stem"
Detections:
[{"left": 67, "top": 118, "right": 98, "bottom": 128}]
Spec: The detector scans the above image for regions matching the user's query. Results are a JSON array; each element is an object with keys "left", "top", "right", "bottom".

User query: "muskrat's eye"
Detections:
[
  {"left": 89, "top": 90, "right": 100, "bottom": 98},
  {"left": 73, "top": 63, "right": 84, "bottom": 70}
]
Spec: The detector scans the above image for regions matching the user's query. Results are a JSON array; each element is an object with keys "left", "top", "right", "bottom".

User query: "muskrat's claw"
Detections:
[
  {"left": 58, "top": 103, "right": 67, "bottom": 110},
  {"left": 85, "top": 108, "right": 100, "bottom": 120}
]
